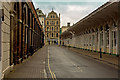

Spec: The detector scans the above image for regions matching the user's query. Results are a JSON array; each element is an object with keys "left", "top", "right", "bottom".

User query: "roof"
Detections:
[
  {"left": 36, "top": 9, "right": 45, "bottom": 16},
  {"left": 60, "top": 1, "right": 119, "bottom": 39},
  {"left": 47, "top": 10, "right": 58, "bottom": 18}
]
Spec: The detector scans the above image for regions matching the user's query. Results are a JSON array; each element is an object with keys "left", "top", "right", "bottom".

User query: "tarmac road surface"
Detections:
[{"left": 46, "top": 45, "right": 118, "bottom": 78}]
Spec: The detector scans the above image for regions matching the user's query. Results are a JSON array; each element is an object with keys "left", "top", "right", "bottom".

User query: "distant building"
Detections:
[
  {"left": 36, "top": 8, "right": 46, "bottom": 32},
  {"left": 36, "top": 9, "right": 46, "bottom": 44},
  {"left": 45, "top": 10, "right": 60, "bottom": 45},
  {"left": 62, "top": 22, "right": 70, "bottom": 33}
]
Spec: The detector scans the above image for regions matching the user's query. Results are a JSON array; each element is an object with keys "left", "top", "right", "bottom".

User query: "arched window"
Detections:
[
  {"left": 52, "top": 33, "right": 54, "bottom": 37},
  {"left": 56, "top": 33, "right": 58, "bottom": 37},
  {"left": 56, "top": 21, "right": 58, "bottom": 25},
  {"left": 50, "top": 27, "right": 51, "bottom": 31},
  {"left": 47, "top": 21, "right": 49, "bottom": 25},
  {"left": 51, "top": 15, "right": 52, "bottom": 18},
  {"left": 52, "top": 27, "right": 54, "bottom": 31},
  {"left": 57, "top": 27, "right": 58, "bottom": 31},
  {"left": 53, "top": 15, "right": 55, "bottom": 18},
  {"left": 47, "top": 33, "right": 49, "bottom": 37},
  {"left": 47, "top": 27, "right": 49, "bottom": 31}
]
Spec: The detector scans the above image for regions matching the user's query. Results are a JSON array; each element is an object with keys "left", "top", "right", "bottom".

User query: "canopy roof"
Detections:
[{"left": 61, "top": 1, "right": 119, "bottom": 39}]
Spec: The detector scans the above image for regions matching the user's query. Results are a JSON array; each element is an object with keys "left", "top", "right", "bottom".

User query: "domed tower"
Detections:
[{"left": 45, "top": 9, "right": 60, "bottom": 45}]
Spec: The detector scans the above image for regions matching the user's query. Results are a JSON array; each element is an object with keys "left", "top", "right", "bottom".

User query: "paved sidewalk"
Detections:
[
  {"left": 5, "top": 46, "right": 48, "bottom": 79},
  {"left": 62, "top": 46, "right": 120, "bottom": 69}
]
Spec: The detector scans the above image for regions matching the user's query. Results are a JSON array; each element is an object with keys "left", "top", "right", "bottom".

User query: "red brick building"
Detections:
[{"left": 0, "top": 1, "right": 44, "bottom": 78}]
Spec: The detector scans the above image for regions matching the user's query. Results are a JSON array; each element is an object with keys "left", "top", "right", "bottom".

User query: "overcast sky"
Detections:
[{"left": 33, "top": 0, "right": 108, "bottom": 27}]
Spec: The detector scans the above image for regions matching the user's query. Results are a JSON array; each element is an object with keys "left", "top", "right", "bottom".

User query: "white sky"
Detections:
[{"left": 33, "top": 0, "right": 108, "bottom": 27}]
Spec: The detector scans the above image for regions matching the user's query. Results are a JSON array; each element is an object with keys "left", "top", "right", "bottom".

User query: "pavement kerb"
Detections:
[
  {"left": 61, "top": 46, "right": 120, "bottom": 70},
  {"left": 81, "top": 51, "right": 119, "bottom": 67}
]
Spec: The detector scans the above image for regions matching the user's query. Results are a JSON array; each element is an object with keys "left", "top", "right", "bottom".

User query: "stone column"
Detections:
[
  {"left": 10, "top": 12, "right": 14, "bottom": 65},
  {"left": 113, "top": 31, "right": 115, "bottom": 54},
  {"left": 80, "top": 35, "right": 82, "bottom": 48},
  {"left": 98, "top": 28, "right": 101, "bottom": 51},
  {"left": 69, "top": 32, "right": 75, "bottom": 47},
  {"left": 91, "top": 34, "right": 93, "bottom": 50},
  {"left": 116, "top": 26, "right": 120, "bottom": 56},
  {"left": 94, "top": 32, "right": 97, "bottom": 51},
  {"left": 84, "top": 35, "right": 86, "bottom": 49},
  {"left": 82, "top": 35, "right": 84, "bottom": 48},
  {"left": 18, "top": 19, "right": 22, "bottom": 62},
  {"left": 73, "top": 34, "right": 75, "bottom": 47},
  {"left": 89, "top": 34, "right": 91, "bottom": 50},
  {"left": 87, "top": 34, "right": 89, "bottom": 49},
  {"left": 75, "top": 36, "right": 77, "bottom": 47},
  {"left": 109, "top": 26, "right": 112, "bottom": 54},
  {"left": 103, "top": 26, "right": 107, "bottom": 53}
]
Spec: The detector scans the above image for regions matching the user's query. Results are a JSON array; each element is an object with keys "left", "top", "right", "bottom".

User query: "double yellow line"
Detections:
[{"left": 48, "top": 47, "right": 57, "bottom": 80}]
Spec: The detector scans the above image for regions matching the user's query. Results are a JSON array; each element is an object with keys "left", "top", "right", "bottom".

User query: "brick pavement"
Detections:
[
  {"left": 62, "top": 46, "right": 120, "bottom": 69},
  {"left": 4, "top": 46, "right": 48, "bottom": 79}
]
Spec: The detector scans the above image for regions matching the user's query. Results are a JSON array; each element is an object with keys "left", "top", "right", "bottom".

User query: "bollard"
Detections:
[{"left": 100, "top": 48, "right": 102, "bottom": 58}]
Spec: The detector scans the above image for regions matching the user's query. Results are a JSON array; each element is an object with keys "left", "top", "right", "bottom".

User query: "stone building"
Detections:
[
  {"left": 60, "top": 1, "right": 120, "bottom": 56},
  {"left": 0, "top": 7, "right": 2, "bottom": 79},
  {"left": 36, "top": 8, "right": 46, "bottom": 32},
  {"left": 45, "top": 10, "right": 60, "bottom": 45},
  {"left": 0, "top": 1, "right": 44, "bottom": 79},
  {"left": 36, "top": 9, "right": 46, "bottom": 44},
  {"left": 0, "top": 1, "right": 11, "bottom": 78},
  {"left": 62, "top": 23, "right": 70, "bottom": 33}
]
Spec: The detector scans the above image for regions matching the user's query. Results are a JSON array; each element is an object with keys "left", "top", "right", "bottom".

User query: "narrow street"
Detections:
[
  {"left": 1, "top": 1, "right": 120, "bottom": 80},
  {"left": 46, "top": 45, "right": 118, "bottom": 78},
  {"left": 5, "top": 45, "right": 119, "bottom": 79}
]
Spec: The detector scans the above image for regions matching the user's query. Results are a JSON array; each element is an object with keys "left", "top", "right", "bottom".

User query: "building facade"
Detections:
[
  {"left": 36, "top": 8, "right": 46, "bottom": 32},
  {"left": 0, "top": 19, "right": 1, "bottom": 80},
  {"left": 62, "top": 23, "right": 70, "bottom": 33},
  {"left": 0, "top": 1, "right": 11, "bottom": 78},
  {"left": 36, "top": 9, "right": 46, "bottom": 44},
  {"left": 60, "top": 1, "right": 120, "bottom": 56},
  {"left": 0, "top": 1, "right": 44, "bottom": 79},
  {"left": 45, "top": 10, "right": 60, "bottom": 45}
]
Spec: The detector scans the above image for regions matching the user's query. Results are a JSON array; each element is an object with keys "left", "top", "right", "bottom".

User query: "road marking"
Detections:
[
  {"left": 48, "top": 47, "right": 57, "bottom": 80},
  {"left": 52, "top": 72, "right": 57, "bottom": 79},
  {"left": 71, "top": 61, "right": 83, "bottom": 72},
  {"left": 44, "top": 69, "right": 47, "bottom": 78}
]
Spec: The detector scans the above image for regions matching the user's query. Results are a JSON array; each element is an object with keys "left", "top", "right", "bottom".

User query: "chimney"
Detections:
[
  {"left": 67, "top": 22, "right": 70, "bottom": 27},
  {"left": 59, "top": 13, "right": 60, "bottom": 18}
]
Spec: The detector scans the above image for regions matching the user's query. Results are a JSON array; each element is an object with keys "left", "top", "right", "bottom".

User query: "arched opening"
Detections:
[
  {"left": 56, "top": 33, "right": 58, "bottom": 37},
  {"left": 52, "top": 33, "right": 54, "bottom": 37},
  {"left": 21, "top": 3, "right": 28, "bottom": 60}
]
